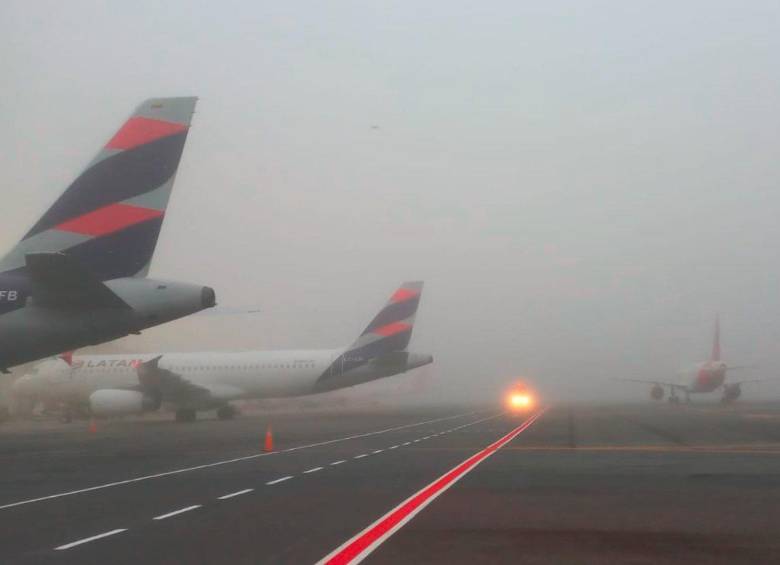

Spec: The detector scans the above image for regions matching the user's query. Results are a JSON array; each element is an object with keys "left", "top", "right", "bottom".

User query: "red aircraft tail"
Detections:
[{"left": 710, "top": 314, "right": 721, "bottom": 362}]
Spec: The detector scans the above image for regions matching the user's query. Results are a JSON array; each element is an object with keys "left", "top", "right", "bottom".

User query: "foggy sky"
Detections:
[{"left": 2, "top": 1, "right": 780, "bottom": 403}]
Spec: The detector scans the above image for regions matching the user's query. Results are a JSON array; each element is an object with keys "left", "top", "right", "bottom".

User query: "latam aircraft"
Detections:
[
  {"left": 622, "top": 316, "right": 757, "bottom": 403},
  {"left": 0, "top": 98, "right": 215, "bottom": 371},
  {"left": 13, "top": 282, "right": 432, "bottom": 422}
]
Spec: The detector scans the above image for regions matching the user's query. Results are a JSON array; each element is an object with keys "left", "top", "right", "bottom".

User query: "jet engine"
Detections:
[
  {"left": 722, "top": 383, "right": 741, "bottom": 403},
  {"left": 89, "top": 389, "right": 161, "bottom": 416},
  {"left": 650, "top": 384, "right": 664, "bottom": 400}
]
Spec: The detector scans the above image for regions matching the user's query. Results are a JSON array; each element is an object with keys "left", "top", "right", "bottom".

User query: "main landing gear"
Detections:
[{"left": 668, "top": 390, "right": 691, "bottom": 405}]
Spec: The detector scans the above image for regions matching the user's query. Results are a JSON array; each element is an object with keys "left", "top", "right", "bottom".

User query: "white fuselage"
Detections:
[{"left": 15, "top": 349, "right": 343, "bottom": 406}]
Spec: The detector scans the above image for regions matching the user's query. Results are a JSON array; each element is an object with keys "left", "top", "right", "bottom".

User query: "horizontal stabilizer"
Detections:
[{"left": 25, "top": 252, "right": 131, "bottom": 309}]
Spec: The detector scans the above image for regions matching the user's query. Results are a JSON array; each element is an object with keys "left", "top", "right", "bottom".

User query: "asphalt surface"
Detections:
[{"left": 2, "top": 402, "right": 780, "bottom": 564}]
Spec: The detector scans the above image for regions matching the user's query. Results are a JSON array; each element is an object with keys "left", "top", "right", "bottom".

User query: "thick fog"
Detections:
[{"left": 2, "top": 1, "right": 780, "bottom": 404}]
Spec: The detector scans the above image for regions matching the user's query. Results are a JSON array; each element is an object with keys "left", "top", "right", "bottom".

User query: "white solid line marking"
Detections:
[
  {"left": 0, "top": 411, "right": 481, "bottom": 511},
  {"left": 266, "top": 476, "right": 293, "bottom": 485},
  {"left": 153, "top": 505, "right": 201, "bottom": 520},
  {"left": 55, "top": 529, "right": 127, "bottom": 550},
  {"left": 354, "top": 454, "right": 368, "bottom": 459},
  {"left": 330, "top": 460, "right": 346, "bottom": 466},
  {"left": 304, "top": 467, "right": 323, "bottom": 474},
  {"left": 218, "top": 488, "right": 254, "bottom": 500},
  {"left": 372, "top": 449, "right": 384, "bottom": 454}
]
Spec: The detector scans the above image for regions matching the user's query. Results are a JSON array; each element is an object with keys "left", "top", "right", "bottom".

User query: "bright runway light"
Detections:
[{"left": 506, "top": 392, "right": 534, "bottom": 411}]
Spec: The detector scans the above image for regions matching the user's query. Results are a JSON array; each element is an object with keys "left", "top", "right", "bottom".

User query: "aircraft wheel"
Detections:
[
  {"left": 175, "top": 409, "right": 197, "bottom": 423},
  {"left": 217, "top": 405, "right": 237, "bottom": 420}
]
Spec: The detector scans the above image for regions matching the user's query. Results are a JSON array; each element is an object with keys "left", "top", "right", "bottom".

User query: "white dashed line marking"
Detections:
[
  {"left": 266, "top": 476, "right": 294, "bottom": 485},
  {"left": 402, "top": 442, "right": 411, "bottom": 446},
  {"left": 331, "top": 460, "right": 347, "bottom": 466},
  {"left": 389, "top": 445, "right": 399, "bottom": 449},
  {"left": 153, "top": 505, "right": 201, "bottom": 520},
  {"left": 55, "top": 529, "right": 127, "bottom": 550},
  {"left": 372, "top": 449, "right": 384, "bottom": 454},
  {"left": 304, "top": 467, "right": 323, "bottom": 474},
  {"left": 218, "top": 488, "right": 254, "bottom": 500},
  {"left": 354, "top": 454, "right": 368, "bottom": 459},
  {"left": 0, "top": 411, "right": 482, "bottom": 512}
]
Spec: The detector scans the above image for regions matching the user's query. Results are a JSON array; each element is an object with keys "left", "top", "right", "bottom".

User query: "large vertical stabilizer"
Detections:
[
  {"left": 0, "top": 97, "right": 197, "bottom": 280},
  {"left": 319, "top": 281, "right": 424, "bottom": 382},
  {"left": 711, "top": 314, "right": 721, "bottom": 362}
]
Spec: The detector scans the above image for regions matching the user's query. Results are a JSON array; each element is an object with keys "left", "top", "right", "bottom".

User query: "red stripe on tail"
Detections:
[
  {"left": 390, "top": 288, "right": 419, "bottom": 303},
  {"left": 55, "top": 203, "right": 163, "bottom": 237},
  {"left": 373, "top": 322, "right": 412, "bottom": 337},
  {"left": 106, "top": 116, "right": 186, "bottom": 150}
]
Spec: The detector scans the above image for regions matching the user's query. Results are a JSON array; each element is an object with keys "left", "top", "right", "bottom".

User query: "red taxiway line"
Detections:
[{"left": 317, "top": 409, "right": 547, "bottom": 565}]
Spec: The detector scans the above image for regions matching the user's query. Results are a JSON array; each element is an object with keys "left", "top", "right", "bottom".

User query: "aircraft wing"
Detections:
[
  {"left": 727, "top": 378, "right": 766, "bottom": 386},
  {"left": 136, "top": 356, "right": 243, "bottom": 409},
  {"left": 616, "top": 378, "right": 687, "bottom": 390},
  {"left": 137, "top": 356, "right": 213, "bottom": 405},
  {"left": 25, "top": 252, "right": 131, "bottom": 309}
]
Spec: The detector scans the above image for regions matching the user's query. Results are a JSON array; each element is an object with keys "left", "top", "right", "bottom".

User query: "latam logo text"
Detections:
[{"left": 71, "top": 359, "right": 143, "bottom": 369}]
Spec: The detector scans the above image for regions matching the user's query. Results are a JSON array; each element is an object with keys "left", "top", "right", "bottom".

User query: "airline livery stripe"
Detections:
[
  {"left": 362, "top": 299, "right": 419, "bottom": 334},
  {"left": 25, "top": 133, "right": 187, "bottom": 238},
  {"left": 55, "top": 203, "right": 163, "bottom": 237},
  {"left": 372, "top": 322, "right": 412, "bottom": 337},
  {"left": 316, "top": 409, "right": 547, "bottom": 565},
  {"left": 390, "top": 288, "right": 420, "bottom": 303},
  {"left": 107, "top": 116, "right": 187, "bottom": 150}
]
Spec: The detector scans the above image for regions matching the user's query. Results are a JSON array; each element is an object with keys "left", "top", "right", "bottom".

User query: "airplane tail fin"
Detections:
[
  {"left": 711, "top": 314, "right": 721, "bottom": 362},
  {"left": 0, "top": 97, "right": 198, "bottom": 280},
  {"left": 349, "top": 281, "right": 424, "bottom": 356},
  {"left": 319, "top": 281, "right": 424, "bottom": 381}
]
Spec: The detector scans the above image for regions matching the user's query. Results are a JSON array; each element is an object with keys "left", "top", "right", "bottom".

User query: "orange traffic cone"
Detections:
[
  {"left": 264, "top": 424, "right": 274, "bottom": 452},
  {"left": 88, "top": 418, "right": 97, "bottom": 434}
]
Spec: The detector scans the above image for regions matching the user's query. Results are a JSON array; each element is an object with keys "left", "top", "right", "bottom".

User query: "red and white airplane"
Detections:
[{"left": 623, "top": 316, "right": 758, "bottom": 404}]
